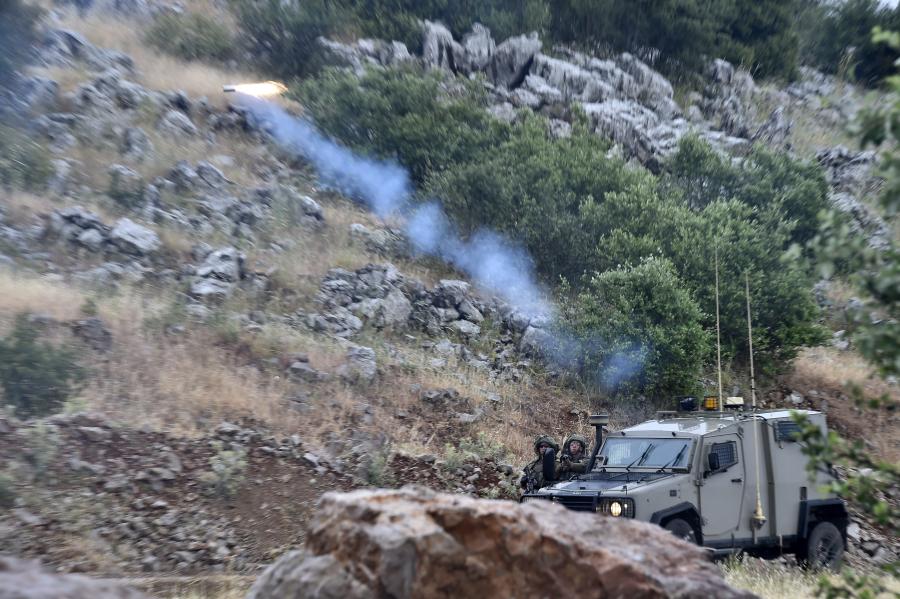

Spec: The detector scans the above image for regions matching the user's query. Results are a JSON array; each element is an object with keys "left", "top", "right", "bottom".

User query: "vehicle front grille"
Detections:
[{"left": 554, "top": 494, "right": 596, "bottom": 512}]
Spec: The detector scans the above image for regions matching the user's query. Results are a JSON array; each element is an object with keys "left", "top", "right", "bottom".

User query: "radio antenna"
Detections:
[
  {"left": 746, "top": 271, "right": 767, "bottom": 531},
  {"left": 715, "top": 244, "right": 724, "bottom": 412}
]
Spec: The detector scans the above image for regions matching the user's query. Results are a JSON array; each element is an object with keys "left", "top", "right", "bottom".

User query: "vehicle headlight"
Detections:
[{"left": 596, "top": 497, "right": 634, "bottom": 518}]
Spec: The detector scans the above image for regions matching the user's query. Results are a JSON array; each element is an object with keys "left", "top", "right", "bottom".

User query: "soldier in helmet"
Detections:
[
  {"left": 558, "top": 434, "right": 589, "bottom": 478},
  {"left": 520, "top": 434, "right": 560, "bottom": 493}
]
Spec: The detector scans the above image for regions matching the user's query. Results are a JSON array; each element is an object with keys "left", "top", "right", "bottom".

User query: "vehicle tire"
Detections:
[
  {"left": 801, "top": 521, "right": 844, "bottom": 571},
  {"left": 664, "top": 518, "right": 698, "bottom": 544}
]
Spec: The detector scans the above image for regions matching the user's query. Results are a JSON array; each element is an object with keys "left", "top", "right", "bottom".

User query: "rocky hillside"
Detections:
[{"left": 0, "top": 1, "right": 897, "bottom": 596}]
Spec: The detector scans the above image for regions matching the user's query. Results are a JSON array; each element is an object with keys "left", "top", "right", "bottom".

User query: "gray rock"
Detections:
[
  {"left": 76, "top": 227, "right": 106, "bottom": 251},
  {"left": 451, "top": 320, "right": 481, "bottom": 338},
  {"left": 422, "top": 20, "right": 463, "bottom": 72},
  {"left": 462, "top": 23, "right": 496, "bottom": 72},
  {"left": 120, "top": 127, "right": 153, "bottom": 162},
  {"left": 108, "top": 164, "right": 144, "bottom": 206},
  {"left": 457, "top": 299, "right": 484, "bottom": 323},
  {"left": 338, "top": 345, "right": 377, "bottom": 384},
  {"left": 491, "top": 32, "right": 542, "bottom": 88},
  {"left": 372, "top": 289, "right": 412, "bottom": 329},
  {"left": 0, "top": 556, "right": 150, "bottom": 598},
  {"left": 190, "top": 278, "right": 233, "bottom": 301},
  {"left": 109, "top": 218, "right": 160, "bottom": 255},
  {"left": 519, "top": 325, "right": 556, "bottom": 358},
  {"left": 753, "top": 105, "right": 792, "bottom": 146},
  {"left": 158, "top": 110, "right": 197, "bottom": 137},
  {"left": 72, "top": 317, "right": 113, "bottom": 351},
  {"left": 488, "top": 102, "right": 518, "bottom": 123},
  {"left": 197, "top": 247, "right": 244, "bottom": 281},
  {"left": 288, "top": 361, "right": 321, "bottom": 383},
  {"left": 78, "top": 426, "right": 112, "bottom": 442},
  {"left": 196, "top": 161, "right": 229, "bottom": 188},
  {"left": 168, "top": 160, "right": 199, "bottom": 192},
  {"left": 433, "top": 279, "right": 471, "bottom": 308}
]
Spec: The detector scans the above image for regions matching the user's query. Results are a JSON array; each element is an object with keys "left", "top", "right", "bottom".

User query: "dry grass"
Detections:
[
  {"left": 49, "top": 12, "right": 256, "bottom": 104},
  {"left": 0, "top": 269, "right": 87, "bottom": 331},
  {"left": 0, "top": 190, "right": 62, "bottom": 227},
  {"left": 81, "top": 296, "right": 300, "bottom": 437},
  {"left": 721, "top": 559, "right": 824, "bottom": 599},
  {"left": 788, "top": 346, "right": 899, "bottom": 462}
]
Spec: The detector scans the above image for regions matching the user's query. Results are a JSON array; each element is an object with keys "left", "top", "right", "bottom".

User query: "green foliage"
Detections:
[
  {"left": 200, "top": 441, "right": 247, "bottom": 499},
  {"left": 348, "top": 0, "right": 549, "bottom": 48},
  {"left": 295, "top": 66, "right": 507, "bottom": 185},
  {"left": 550, "top": 0, "right": 800, "bottom": 80},
  {"left": 796, "top": 29, "right": 900, "bottom": 598},
  {"left": 232, "top": 0, "right": 349, "bottom": 78},
  {"left": 0, "top": 0, "right": 42, "bottom": 88},
  {"left": 0, "top": 125, "right": 53, "bottom": 191},
  {"left": 0, "top": 471, "right": 15, "bottom": 508},
  {"left": 145, "top": 12, "right": 236, "bottom": 62},
  {"left": 0, "top": 315, "right": 84, "bottom": 419},
  {"left": 567, "top": 258, "right": 709, "bottom": 396},
  {"left": 800, "top": 0, "right": 900, "bottom": 87},
  {"left": 301, "top": 67, "right": 826, "bottom": 391},
  {"left": 442, "top": 433, "right": 507, "bottom": 471},
  {"left": 366, "top": 444, "right": 394, "bottom": 486},
  {"left": 22, "top": 422, "right": 60, "bottom": 481}
]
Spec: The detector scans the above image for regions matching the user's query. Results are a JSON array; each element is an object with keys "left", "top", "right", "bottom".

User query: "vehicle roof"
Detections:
[{"left": 620, "top": 409, "right": 821, "bottom": 437}]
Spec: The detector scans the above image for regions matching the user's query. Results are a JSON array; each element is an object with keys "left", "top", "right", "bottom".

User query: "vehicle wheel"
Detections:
[
  {"left": 802, "top": 521, "right": 844, "bottom": 571},
  {"left": 664, "top": 518, "right": 698, "bottom": 544}
]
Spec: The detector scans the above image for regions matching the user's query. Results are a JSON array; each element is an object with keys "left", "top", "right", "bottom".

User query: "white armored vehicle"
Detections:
[{"left": 522, "top": 404, "right": 848, "bottom": 569}]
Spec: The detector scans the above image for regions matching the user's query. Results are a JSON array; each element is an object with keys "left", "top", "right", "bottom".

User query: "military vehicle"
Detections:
[{"left": 522, "top": 405, "right": 848, "bottom": 569}]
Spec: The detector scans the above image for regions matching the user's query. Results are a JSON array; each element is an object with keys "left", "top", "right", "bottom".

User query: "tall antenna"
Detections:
[
  {"left": 715, "top": 244, "right": 724, "bottom": 412},
  {"left": 746, "top": 271, "right": 767, "bottom": 530},
  {"left": 746, "top": 272, "right": 757, "bottom": 411}
]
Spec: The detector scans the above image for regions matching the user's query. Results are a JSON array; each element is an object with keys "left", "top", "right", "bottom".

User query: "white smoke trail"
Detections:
[
  {"left": 241, "top": 96, "right": 552, "bottom": 320},
  {"left": 238, "top": 95, "right": 646, "bottom": 391}
]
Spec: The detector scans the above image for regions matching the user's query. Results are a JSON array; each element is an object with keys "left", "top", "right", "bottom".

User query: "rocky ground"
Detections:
[{"left": 0, "top": 1, "right": 897, "bottom": 596}]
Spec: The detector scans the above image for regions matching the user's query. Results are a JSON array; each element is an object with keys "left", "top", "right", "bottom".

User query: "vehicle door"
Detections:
[{"left": 698, "top": 432, "right": 746, "bottom": 541}]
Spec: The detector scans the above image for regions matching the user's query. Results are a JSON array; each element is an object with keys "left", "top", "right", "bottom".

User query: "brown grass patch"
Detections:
[
  {"left": 50, "top": 12, "right": 256, "bottom": 104},
  {"left": 787, "top": 346, "right": 899, "bottom": 462},
  {"left": 0, "top": 190, "right": 61, "bottom": 226},
  {"left": 0, "top": 269, "right": 87, "bottom": 331}
]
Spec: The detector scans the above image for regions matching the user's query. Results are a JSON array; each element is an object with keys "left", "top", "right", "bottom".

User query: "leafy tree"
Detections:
[
  {"left": 794, "top": 29, "right": 900, "bottom": 597},
  {"left": 145, "top": 12, "right": 236, "bottom": 62},
  {"left": 799, "top": 0, "right": 900, "bottom": 86},
  {"left": 0, "top": 315, "right": 84, "bottom": 418},
  {"left": 567, "top": 258, "right": 709, "bottom": 397}
]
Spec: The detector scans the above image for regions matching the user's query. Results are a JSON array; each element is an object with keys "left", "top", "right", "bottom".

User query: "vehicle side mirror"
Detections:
[
  {"left": 707, "top": 452, "right": 720, "bottom": 472},
  {"left": 542, "top": 448, "right": 557, "bottom": 483}
]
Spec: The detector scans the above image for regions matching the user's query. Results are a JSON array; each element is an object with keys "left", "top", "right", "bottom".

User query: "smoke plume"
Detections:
[
  {"left": 241, "top": 96, "right": 552, "bottom": 320},
  {"left": 238, "top": 95, "right": 645, "bottom": 391}
]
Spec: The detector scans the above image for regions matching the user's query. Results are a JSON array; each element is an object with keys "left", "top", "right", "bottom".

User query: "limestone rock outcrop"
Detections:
[{"left": 247, "top": 487, "right": 752, "bottom": 599}]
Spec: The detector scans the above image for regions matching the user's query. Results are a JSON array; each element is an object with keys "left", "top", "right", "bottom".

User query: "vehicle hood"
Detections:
[{"left": 542, "top": 471, "right": 681, "bottom": 495}]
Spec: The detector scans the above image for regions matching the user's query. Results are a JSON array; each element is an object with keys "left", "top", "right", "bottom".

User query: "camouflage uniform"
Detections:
[
  {"left": 558, "top": 434, "right": 589, "bottom": 477},
  {"left": 520, "top": 434, "right": 560, "bottom": 492}
]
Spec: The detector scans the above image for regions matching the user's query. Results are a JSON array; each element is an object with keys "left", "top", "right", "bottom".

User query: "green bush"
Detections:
[
  {"left": 0, "top": 0, "right": 42, "bottom": 88},
  {"left": 296, "top": 66, "right": 507, "bottom": 185},
  {"left": 550, "top": 0, "right": 800, "bottom": 81},
  {"left": 200, "top": 441, "right": 247, "bottom": 498},
  {"left": 300, "top": 67, "right": 826, "bottom": 387},
  {"left": 568, "top": 258, "right": 709, "bottom": 396},
  {"left": 0, "top": 471, "right": 15, "bottom": 508},
  {"left": 145, "top": 12, "right": 236, "bottom": 62},
  {"left": 22, "top": 422, "right": 59, "bottom": 481},
  {"left": 799, "top": 0, "right": 900, "bottom": 86},
  {"left": 0, "top": 314, "right": 84, "bottom": 418},
  {"left": 232, "top": 0, "right": 348, "bottom": 77},
  {"left": 0, "top": 125, "right": 53, "bottom": 191}
]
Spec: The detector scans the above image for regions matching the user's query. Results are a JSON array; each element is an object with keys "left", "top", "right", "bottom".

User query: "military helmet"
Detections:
[
  {"left": 563, "top": 434, "right": 589, "bottom": 455},
  {"left": 533, "top": 434, "right": 559, "bottom": 454}
]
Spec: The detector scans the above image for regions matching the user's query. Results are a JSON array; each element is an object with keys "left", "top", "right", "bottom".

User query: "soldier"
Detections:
[
  {"left": 558, "top": 434, "right": 589, "bottom": 478},
  {"left": 520, "top": 434, "right": 560, "bottom": 493}
]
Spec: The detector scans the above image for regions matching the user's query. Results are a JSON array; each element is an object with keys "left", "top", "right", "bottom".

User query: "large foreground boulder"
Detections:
[
  {"left": 0, "top": 557, "right": 148, "bottom": 599},
  {"left": 247, "top": 487, "right": 751, "bottom": 599}
]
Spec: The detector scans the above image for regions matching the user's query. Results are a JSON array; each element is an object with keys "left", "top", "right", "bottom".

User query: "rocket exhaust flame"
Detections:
[{"left": 222, "top": 81, "right": 287, "bottom": 97}]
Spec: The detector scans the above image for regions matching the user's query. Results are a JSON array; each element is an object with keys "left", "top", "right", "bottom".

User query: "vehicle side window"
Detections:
[{"left": 710, "top": 441, "right": 737, "bottom": 471}]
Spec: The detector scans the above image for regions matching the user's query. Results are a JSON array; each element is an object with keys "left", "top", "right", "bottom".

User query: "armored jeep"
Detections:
[{"left": 522, "top": 407, "right": 848, "bottom": 569}]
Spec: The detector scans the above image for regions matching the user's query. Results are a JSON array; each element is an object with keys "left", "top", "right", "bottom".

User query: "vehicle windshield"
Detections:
[{"left": 598, "top": 438, "right": 692, "bottom": 470}]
